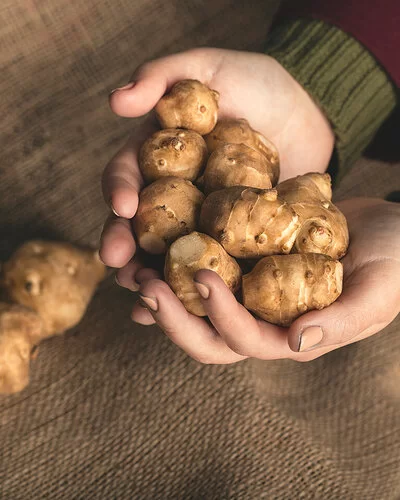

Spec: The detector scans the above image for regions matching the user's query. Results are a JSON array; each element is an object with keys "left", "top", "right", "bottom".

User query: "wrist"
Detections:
[{"left": 265, "top": 18, "right": 397, "bottom": 182}]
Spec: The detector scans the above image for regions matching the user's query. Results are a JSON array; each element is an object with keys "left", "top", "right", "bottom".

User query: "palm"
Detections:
[{"left": 191, "top": 49, "right": 334, "bottom": 180}]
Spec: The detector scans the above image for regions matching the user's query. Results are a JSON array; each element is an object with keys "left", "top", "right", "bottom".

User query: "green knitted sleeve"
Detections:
[{"left": 265, "top": 18, "right": 398, "bottom": 181}]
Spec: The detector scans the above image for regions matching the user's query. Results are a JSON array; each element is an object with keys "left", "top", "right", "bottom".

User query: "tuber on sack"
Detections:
[
  {"left": 0, "top": 303, "right": 43, "bottom": 394},
  {"left": 1, "top": 240, "right": 106, "bottom": 338}
]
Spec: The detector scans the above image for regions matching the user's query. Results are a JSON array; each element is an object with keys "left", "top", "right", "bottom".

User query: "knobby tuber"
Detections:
[
  {"left": 165, "top": 232, "right": 241, "bottom": 316},
  {"left": 204, "top": 118, "right": 280, "bottom": 185},
  {"left": 242, "top": 253, "right": 343, "bottom": 326},
  {"left": 203, "top": 143, "right": 274, "bottom": 193},
  {"left": 155, "top": 80, "right": 219, "bottom": 135},
  {"left": 133, "top": 177, "right": 205, "bottom": 254},
  {"left": 0, "top": 303, "right": 43, "bottom": 394},
  {"left": 1, "top": 240, "right": 106, "bottom": 338},
  {"left": 139, "top": 128, "right": 208, "bottom": 183},
  {"left": 200, "top": 187, "right": 300, "bottom": 258},
  {"left": 277, "top": 173, "right": 349, "bottom": 259}
]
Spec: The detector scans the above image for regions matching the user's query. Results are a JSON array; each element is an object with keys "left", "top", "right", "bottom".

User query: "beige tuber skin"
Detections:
[
  {"left": 139, "top": 128, "right": 208, "bottom": 183},
  {"left": 1, "top": 241, "right": 106, "bottom": 338},
  {"left": 133, "top": 177, "right": 205, "bottom": 255},
  {"left": 202, "top": 143, "right": 274, "bottom": 193},
  {"left": 277, "top": 173, "right": 349, "bottom": 259},
  {"left": 165, "top": 232, "right": 242, "bottom": 316},
  {"left": 155, "top": 80, "right": 219, "bottom": 135},
  {"left": 200, "top": 186, "right": 300, "bottom": 258},
  {"left": 0, "top": 303, "right": 44, "bottom": 394},
  {"left": 204, "top": 118, "right": 280, "bottom": 185},
  {"left": 242, "top": 253, "right": 343, "bottom": 327}
]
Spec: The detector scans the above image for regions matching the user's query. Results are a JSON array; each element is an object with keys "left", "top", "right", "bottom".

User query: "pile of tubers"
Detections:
[
  {"left": 0, "top": 241, "right": 106, "bottom": 394},
  {"left": 135, "top": 80, "right": 349, "bottom": 325}
]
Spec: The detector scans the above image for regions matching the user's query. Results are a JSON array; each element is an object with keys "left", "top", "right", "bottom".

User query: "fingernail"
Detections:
[
  {"left": 193, "top": 280, "right": 210, "bottom": 299},
  {"left": 139, "top": 294, "right": 158, "bottom": 312},
  {"left": 298, "top": 326, "right": 324, "bottom": 352},
  {"left": 110, "top": 81, "right": 136, "bottom": 95},
  {"left": 115, "top": 274, "right": 139, "bottom": 292},
  {"left": 111, "top": 204, "right": 120, "bottom": 217}
]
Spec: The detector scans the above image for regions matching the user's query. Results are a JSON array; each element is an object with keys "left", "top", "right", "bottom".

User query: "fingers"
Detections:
[
  {"left": 109, "top": 48, "right": 224, "bottom": 118},
  {"left": 137, "top": 279, "right": 246, "bottom": 364},
  {"left": 99, "top": 215, "right": 136, "bottom": 268},
  {"left": 194, "top": 270, "right": 293, "bottom": 359},
  {"left": 287, "top": 258, "right": 400, "bottom": 354},
  {"left": 102, "top": 117, "right": 158, "bottom": 219},
  {"left": 116, "top": 258, "right": 161, "bottom": 291}
]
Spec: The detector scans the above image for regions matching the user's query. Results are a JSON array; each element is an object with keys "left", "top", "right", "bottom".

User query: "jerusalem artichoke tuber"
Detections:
[
  {"left": 242, "top": 253, "right": 343, "bottom": 326},
  {"left": 133, "top": 177, "right": 205, "bottom": 254},
  {"left": 165, "top": 232, "right": 241, "bottom": 316}
]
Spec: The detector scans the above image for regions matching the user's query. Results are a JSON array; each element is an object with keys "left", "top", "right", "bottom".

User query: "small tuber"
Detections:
[
  {"left": 139, "top": 128, "right": 208, "bottom": 183},
  {"left": 155, "top": 80, "right": 219, "bottom": 135},
  {"left": 242, "top": 253, "right": 343, "bottom": 326},
  {"left": 204, "top": 118, "right": 280, "bottom": 185},
  {"left": 133, "top": 177, "right": 205, "bottom": 254},
  {"left": 1, "top": 241, "right": 106, "bottom": 338},
  {"left": 200, "top": 186, "right": 300, "bottom": 258},
  {"left": 164, "top": 232, "right": 242, "bottom": 316},
  {"left": 203, "top": 143, "right": 274, "bottom": 193},
  {"left": 277, "top": 173, "right": 349, "bottom": 259},
  {"left": 0, "top": 302, "right": 43, "bottom": 394}
]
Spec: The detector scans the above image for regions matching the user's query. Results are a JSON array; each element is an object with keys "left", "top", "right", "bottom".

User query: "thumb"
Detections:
[
  {"left": 109, "top": 48, "right": 223, "bottom": 118},
  {"left": 287, "top": 259, "right": 400, "bottom": 353}
]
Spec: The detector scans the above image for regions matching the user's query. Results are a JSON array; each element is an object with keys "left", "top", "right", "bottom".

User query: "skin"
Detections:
[{"left": 101, "top": 48, "right": 399, "bottom": 362}]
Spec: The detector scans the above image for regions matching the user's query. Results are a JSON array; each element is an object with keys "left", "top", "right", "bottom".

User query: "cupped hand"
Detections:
[
  {"left": 128, "top": 198, "right": 400, "bottom": 363},
  {"left": 100, "top": 47, "right": 335, "bottom": 268}
]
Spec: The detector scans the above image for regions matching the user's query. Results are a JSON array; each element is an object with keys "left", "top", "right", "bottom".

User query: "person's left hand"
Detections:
[{"left": 119, "top": 198, "right": 400, "bottom": 363}]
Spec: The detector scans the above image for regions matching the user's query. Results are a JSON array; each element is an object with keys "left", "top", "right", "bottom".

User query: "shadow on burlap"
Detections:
[{"left": 0, "top": 0, "right": 399, "bottom": 498}]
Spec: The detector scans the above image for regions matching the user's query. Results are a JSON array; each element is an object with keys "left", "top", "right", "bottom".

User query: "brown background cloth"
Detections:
[{"left": 0, "top": 0, "right": 399, "bottom": 498}]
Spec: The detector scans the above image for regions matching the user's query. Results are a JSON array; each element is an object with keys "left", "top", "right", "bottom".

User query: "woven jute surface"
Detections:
[{"left": 0, "top": 0, "right": 399, "bottom": 498}]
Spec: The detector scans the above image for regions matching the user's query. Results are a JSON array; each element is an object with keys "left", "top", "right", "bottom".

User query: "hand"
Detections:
[
  {"left": 100, "top": 48, "right": 335, "bottom": 268},
  {"left": 128, "top": 198, "right": 400, "bottom": 363}
]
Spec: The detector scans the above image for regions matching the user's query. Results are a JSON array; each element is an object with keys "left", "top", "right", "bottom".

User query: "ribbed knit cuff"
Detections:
[{"left": 265, "top": 19, "right": 398, "bottom": 181}]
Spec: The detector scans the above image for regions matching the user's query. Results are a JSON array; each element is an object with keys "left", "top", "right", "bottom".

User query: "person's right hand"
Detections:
[{"left": 100, "top": 48, "right": 335, "bottom": 272}]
